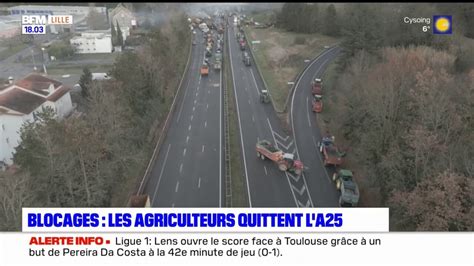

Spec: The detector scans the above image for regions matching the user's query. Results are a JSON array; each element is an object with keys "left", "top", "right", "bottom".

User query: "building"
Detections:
[
  {"left": 108, "top": 3, "right": 137, "bottom": 41},
  {"left": 8, "top": 5, "right": 106, "bottom": 17},
  {"left": 70, "top": 30, "right": 112, "bottom": 54},
  {"left": 0, "top": 16, "right": 21, "bottom": 38},
  {"left": 0, "top": 74, "right": 73, "bottom": 166}
]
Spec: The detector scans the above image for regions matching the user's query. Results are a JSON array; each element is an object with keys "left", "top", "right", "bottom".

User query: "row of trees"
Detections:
[
  {"left": 328, "top": 46, "right": 473, "bottom": 231},
  {"left": 0, "top": 12, "right": 191, "bottom": 231},
  {"left": 277, "top": 3, "right": 473, "bottom": 230},
  {"left": 276, "top": 3, "right": 341, "bottom": 37}
]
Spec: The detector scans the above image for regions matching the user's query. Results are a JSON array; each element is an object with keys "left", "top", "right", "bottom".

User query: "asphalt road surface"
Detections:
[
  {"left": 145, "top": 29, "right": 224, "bottom": 207},
  {"left": 228, "top": 19, "right": 315, "bottom": 207},
  {"left": 290, "top": 46, "right": 341, "bottom": 207}
]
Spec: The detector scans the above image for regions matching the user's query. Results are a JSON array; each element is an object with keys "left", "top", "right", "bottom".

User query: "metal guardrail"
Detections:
[{"left": 135, "top": 33, "right": 194, "bottom": 196}]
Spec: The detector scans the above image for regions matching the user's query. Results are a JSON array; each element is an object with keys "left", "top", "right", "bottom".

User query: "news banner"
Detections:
[{"left": 0, "top": 208, "right": 471, "bottom": 265}]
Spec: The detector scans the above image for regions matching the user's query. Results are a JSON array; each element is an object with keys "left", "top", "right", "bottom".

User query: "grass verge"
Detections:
[
  {"left": 0, "top": 43, "right": 28, "bottom": 61},
  {"left": 225, "top": 37, "right": 248, "bottom": 207},
  {"left": 245, "top": 25, "right": 340, "bottom": 112}
]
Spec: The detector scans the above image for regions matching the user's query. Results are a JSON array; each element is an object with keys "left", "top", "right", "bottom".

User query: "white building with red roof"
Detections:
[{"left": 0, "top": 73, "right": 73, "bottom": 167}]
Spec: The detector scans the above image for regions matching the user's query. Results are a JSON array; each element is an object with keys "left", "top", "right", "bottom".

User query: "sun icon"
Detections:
[{"left": 435, "top": 17, "right": 450, "bottom": 32}]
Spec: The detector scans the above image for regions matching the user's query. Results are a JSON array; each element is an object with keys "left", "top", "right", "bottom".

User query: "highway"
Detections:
[
  {"left": 227, "top": 18, "right": 314, "bottom": 207},
  {"left": 290, "top": 46, "right": 341, "bottom": 206},
  {"left": 145, "top": 28, "right": 224, "bottom": 207}
]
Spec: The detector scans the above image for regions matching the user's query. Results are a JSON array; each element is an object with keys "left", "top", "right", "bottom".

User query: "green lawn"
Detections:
[
  {"left": 245, "top": 25, "right": 340, "bottom": 112},
  {"left": 46, "top": 65, "right": 113, "bottom": 75}
]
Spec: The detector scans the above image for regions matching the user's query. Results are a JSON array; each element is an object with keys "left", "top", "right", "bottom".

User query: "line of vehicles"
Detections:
[
  {"left": 137, "top": 12, "right": 359, "bottom": 208},
  {"left": 311, "top": 78, "right": 359, "bottom": 207},
  {"left": 195, "top": 16, "right": 225, "bottom": 76}
]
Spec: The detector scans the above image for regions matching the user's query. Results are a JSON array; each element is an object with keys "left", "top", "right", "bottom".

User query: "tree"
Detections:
[
  {"left": 389, "top": 171, "right": 472, "bottom": 231},
  {"left": 79, "top": 67, "right": 93, "bottom": 98},
  {"left": 111, "top": 21, "right": 117, "bottom": 46},
  {"left": 47, "top": 41, "right": 75, "bottom": 60},
  {"left": 323, "top": 4, "right": 340, "bottom": 36},
  {"left": 337, "top": 4, "right": 382, "bottom": 70},
  {"left": 0, "top": 171, "right": 32, "bottom": 231},
  {"left": 116, "top": 21, "right": 124, "bottom": 47},
  {"left": 87, "top": 9, "right": 108, "bottom": 30}
]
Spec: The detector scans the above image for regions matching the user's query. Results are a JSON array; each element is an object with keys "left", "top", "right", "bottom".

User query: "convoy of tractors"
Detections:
[{"left": 194, "top": 13, "right": 359, "bottom": 207}]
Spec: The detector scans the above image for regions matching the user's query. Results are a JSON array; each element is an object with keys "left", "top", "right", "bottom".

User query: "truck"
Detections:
[
  {"left": 332, "top": 169, "right": 360, "bottom": 207},
  {"left": 318, "top": 136, "right": 345, "bottom": 167},
  {"left": 239, "top": 39, "right": 246, "bottom": 51},
  {"left": 311, "top": 78, "right": 322, "bottom": 96},
  {"left": 200, "top": 64, "right": 209, "bottom": 76},
  {"left": 242, "top": 51, "right": 251, "bottom": 66},
  {"left": 256, "top": 140, "right": 304, "bottom": 175},
  {"left": 214, "top": 59, "right": 221, "bottom": 71}
]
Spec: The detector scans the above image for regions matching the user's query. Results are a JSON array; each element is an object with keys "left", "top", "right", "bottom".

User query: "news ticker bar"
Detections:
[
  {"left": 22, "top": 208, "right": 389, "bottom": 232},
  {"left": 1, "top": 233, "right": 472, "bottom": 266}
]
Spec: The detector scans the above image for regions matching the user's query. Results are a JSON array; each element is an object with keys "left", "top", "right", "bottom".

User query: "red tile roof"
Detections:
[
  {"left": 47, "top": 86, "right": 70, "bottom": 102},
  {"left": 0, "top": 73, "right": 68, "bottom": 115},
  {"left": 0, "top": 88, "right": 45, "bottom": 114}
]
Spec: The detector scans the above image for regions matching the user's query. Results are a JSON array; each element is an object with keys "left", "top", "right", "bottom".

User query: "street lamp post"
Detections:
[
  {"left": 31, "top": 49, "right": 37, "bottom": 72},
  {"left": 41, "top": 47, "right": 47, "bottom": 75}
]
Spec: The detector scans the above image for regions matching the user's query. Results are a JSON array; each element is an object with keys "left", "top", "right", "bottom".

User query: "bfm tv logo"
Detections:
[{"left": 22, "top": 15, "right": 73, "bottom": 25}]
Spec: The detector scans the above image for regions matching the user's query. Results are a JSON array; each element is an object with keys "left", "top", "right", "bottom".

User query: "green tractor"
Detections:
[
  {"left": 260, "top": 90, "right": 270, "bottom": 103},
  {"left": 332, "top": 169, "right": 360, "bottom": 207}
]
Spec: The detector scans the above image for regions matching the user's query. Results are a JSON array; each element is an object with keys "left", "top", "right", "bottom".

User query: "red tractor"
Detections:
[
  {"left": 311, "top": 78, "right": 322, "bottom": 97},
  {"left": 317, "top": 136, "right": 346, "bottom": 167},
  {"left": 312, "top": 95, "right": 323, "bottom": 113}
]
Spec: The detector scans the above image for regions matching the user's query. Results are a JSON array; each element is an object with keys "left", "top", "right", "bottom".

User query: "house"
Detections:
[
  {"left": 0, "top": 74, "right": 73, "bottom": 167},
  {"left": 108, "top": 3, "right": 137, "bottom": 42},
  {"left": 70, "top": 30, "right": 113, "bottom": 54}
]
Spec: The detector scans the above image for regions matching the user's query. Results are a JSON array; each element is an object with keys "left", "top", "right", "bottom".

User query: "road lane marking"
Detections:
[
  {"left": 202, "top": 145, "right": 205, "bottom": 152},
  {"left": 193, "top": 106, "right": 195, "bottom": 112},
  {"left": 186, "top": 136, "right": 189, "bottom": 143},
  {"left": 172, "top": 203, "right": 175, "bottom": 207},
  {"left": 194, "top": 99, "right": 197, "bottom": 105},
  {"left": 152, "top": 144, "right": 171, "bottom": 204},
  {"left": 191, "top": 115, "right": 193, "bottom": 121},
  {"left": 228, "top": 27, "right": 252, "bottom": 207},
  {"left": 290, "top": 48, "right": 338, "bottom": 208},
  {"left": 266, "top": 117, "right": 299, "bottom": 207},
  {"left": 252, "top": 115, "right": 255, "bottom": 122},
  {"left": 272, "top": 130, "right": 289, "bottom": 142},
  {"left": 183, "top": 148, "right": 186, "bottom": 157},
  {"left": 198, "top": 178, "right": 201, "bottom": 188},
  {"left": 250, "top": 69, "right": 260, "bottom": 96},
  {"left": 179, "top": 163, "right": 183, "bottom": 173},
  {"left": 176, "top": 79, "right": 191, "bottom": 123},
  {"left": 248, "top": 99, "right": 250, "bottom": 104},
  {"left": 188, "top": 124, "right": 192, "bottom": 131},
  {"left": 204, "top": 121, "right": 207, "bottom": 128},
  {"left": 264, "top": 166, "right": 268, "bottom": 176},
  {"left": 206, "top": 103, "right": 209, "bottom": 110},
  {"left": 175, "top": 181, "right": 180, "bottom": 193},
  {"left": 306, "top": 97, "right": 312, "bottom": 127}
]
